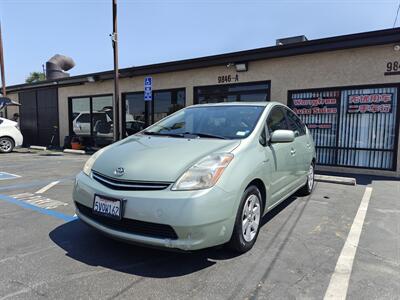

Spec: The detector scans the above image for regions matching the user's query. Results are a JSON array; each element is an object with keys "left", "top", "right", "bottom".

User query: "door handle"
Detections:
[
  {"left": 290, "top": 148, "right": 296, "bottom": 155},
  {"left": 306, "top": 143, "right": 311, "bottom": 148}
]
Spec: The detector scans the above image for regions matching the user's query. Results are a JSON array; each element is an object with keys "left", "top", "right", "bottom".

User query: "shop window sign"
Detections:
[
  {"left": 347, "top": 93, "right": 393, "bottom": 113},
  {"left": 292, "top": 96, "right": 338, "bottom": 115}
]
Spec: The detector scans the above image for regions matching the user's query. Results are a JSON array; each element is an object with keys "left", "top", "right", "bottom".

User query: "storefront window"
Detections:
[
  {"left": 69, "top": 95, "right": 113, "bottom": 149},
  {"left": 337, "top": 87, "right": 398, "bottom": 169},
  {"left": 289, "top": 86, "right": 398, "bottom": 170},
  {"left": 92, "top": 95, "right": 114, "bottom": 146},
  {"left": 289, "top": 90, "right": 340, "bottom": 165},
  {"left": 153, "top": 90, "right": 185, "bottom": 123},
  {"left": 194, "top": 81, "right": 270, "bottom": 104},
  {"left": 123, "top": 88, "right": 185, "bottom": 136}
]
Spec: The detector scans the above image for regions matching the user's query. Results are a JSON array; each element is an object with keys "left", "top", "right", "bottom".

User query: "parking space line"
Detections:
[
  {"left": 35, "top": 180, "right": 60, "bottom": 194},
  {"left": 0, "top": 194, "right": 77, "bottom": 222},
  {"left": 324, "top": 187, "right": 373, "bottom": 300},
  {"left": 0, "top": 171, "right": 21, "bottom": 180}
]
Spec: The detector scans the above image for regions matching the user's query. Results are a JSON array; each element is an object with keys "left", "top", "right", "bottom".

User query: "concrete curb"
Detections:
[
  {"left": 63, "top": 149, "right": 86, "bottom": 155},
  {"left": 29, "top": 146, "right": 47, "bottom": 151},
  {"left": 315, "top": 174, "right": 356, "bottom": 186}
]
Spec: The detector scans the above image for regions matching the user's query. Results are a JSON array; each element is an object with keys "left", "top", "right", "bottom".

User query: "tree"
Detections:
[{"left": 25, "top": 72, "right": 46, "bottom": 83}]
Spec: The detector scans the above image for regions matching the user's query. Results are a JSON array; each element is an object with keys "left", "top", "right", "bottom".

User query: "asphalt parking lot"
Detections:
[{"left": 0, "top": 150, "right": 399, "bottom": 300}]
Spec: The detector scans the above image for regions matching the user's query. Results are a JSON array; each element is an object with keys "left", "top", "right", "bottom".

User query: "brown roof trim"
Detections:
[{"left": 6, "top": 27, "right": 400, "bottom": 92}]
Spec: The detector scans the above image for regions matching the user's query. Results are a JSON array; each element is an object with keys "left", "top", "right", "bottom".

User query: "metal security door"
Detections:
[{"left": 18, "top": 90, "right": 38, "bottom": 146}]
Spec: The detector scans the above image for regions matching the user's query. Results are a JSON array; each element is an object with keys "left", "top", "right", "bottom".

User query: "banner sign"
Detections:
[
  {"left": 291, "top": 94, "right": 339, "bottom": 115},
  {"left": 347, "top": 93, "right": 393, "bottom": 113}
]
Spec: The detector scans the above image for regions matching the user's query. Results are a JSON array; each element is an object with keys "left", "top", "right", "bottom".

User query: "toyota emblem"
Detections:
[{"left": 114, "top": 167, "right": 125, "bottom": 176}]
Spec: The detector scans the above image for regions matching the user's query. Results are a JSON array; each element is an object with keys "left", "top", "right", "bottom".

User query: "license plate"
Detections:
[{"left": 93, "top": 195, "right": 122, "bottom": 220}]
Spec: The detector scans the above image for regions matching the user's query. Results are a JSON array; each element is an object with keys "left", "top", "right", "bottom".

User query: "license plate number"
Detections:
[{"left": 93, "top": 195, "right": 121, "bottom": 219}]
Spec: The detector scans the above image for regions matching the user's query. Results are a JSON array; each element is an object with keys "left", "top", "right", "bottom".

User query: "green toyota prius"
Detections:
[{"left": 73, "top": 102, "right": 315, "bottom": 253}]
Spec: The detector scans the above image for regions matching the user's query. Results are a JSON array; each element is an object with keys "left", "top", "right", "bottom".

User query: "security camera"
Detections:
[{"left": 394, "top": 45, "right": 400, "bottom": 51}]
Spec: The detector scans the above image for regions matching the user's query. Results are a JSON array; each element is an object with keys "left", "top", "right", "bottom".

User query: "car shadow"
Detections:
[{"left": 49, "top": 195, "right": 299, "bottom": 278}]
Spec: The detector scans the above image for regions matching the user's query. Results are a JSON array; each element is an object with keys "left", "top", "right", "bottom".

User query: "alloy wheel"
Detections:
[
  {"left": 241, "top": 194, "right": 261, "bottom": 242},
  {"left": 308, "top": 164, "right": 314, "bottom": 190},
  {"left": 0, "top": 139, "right": 12, "bottom": 152}
]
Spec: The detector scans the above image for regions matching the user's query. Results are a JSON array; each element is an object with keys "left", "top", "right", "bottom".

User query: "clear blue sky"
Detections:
[{"left": 1, "top": 0, "right": 399, "bottom": 85}]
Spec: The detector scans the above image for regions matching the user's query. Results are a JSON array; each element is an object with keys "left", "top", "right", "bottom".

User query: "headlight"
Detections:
[
  {"left": 172, "top": 153, "right": 234, "bottom": 191},
  {"left": 83, "top": 147, "right": 107, "bottom": 176}
]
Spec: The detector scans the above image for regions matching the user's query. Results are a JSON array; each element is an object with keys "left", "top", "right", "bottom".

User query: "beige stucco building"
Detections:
[{"left": 4, "top": 28, "right": 400, "bottom": 177}]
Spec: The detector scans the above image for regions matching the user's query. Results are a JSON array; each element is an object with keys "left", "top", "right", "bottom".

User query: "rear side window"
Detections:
[
  {"left": 0, "top": 119, "right": 3, "bottom": 125},
  {"left": 76, "top": 114, "right": 91, "bottom": 123},
  {"left": 285, "top": 108, "right": 306, "bottom": 137},
  {"left": 267, "top": 107, "right": 288, "bottom": 134}
]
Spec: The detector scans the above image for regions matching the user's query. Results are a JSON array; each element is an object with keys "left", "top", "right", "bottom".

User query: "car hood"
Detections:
[{"left": 92, "top": 135, "right": 241, "bottom": 182}]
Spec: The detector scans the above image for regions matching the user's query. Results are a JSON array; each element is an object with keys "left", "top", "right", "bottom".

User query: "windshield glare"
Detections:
[{"left": 144, "top": 105, "right": 265, "bottom": 139}]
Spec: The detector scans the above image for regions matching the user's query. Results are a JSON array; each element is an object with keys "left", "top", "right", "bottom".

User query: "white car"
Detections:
[
  {"left": 0, "top": 117, "right": 23, "bottom": 153},
  {"left": 72, "top": 111, "right": 113, "bottom": 137}
]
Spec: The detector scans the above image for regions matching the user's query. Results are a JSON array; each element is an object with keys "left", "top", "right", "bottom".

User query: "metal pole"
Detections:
[
  {"left": 0, "top": 22, "right": 8, "bottom": 118},
  {"left": 112, "top": 0, "right": 121, "bottom": 141}
]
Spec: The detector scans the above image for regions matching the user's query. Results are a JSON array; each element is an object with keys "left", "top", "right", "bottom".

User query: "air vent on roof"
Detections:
[
  {"left": 276, "top": 35, "right": 308, "bottom": 46},
  {"left": 46, "top": 54, "right": 75, "bottom": 80}
]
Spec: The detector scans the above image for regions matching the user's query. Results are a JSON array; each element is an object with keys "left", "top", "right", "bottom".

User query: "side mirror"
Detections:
[{"left": 270, "top": 130, "right": 295, "bottom": 143}]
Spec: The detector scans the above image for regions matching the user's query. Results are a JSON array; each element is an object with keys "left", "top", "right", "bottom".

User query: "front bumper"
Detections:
[{"left": 73, "top": 172, "right": 238, "bottom": 250}]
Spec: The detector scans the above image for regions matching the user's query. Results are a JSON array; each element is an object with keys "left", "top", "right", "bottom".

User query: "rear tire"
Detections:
[
  {"left": 228, "top": 185, "right": 263, "bottom": 253},
  {"left": 297, "top": 163, "right": 315, "bottom": 196},
  {"left": 0, "top": 137, "right": 14, "bottom": 153}
]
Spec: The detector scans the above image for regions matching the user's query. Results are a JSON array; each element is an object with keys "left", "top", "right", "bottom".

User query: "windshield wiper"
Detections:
[
  {"left": 182, "top": 132, "right": 227, "bottom": 140},
  {"left": 142, "top": 131, "right": 183, "bottom": 138},
  {"left": 143, "top": 131, "right": 227, "bottom": 139}
]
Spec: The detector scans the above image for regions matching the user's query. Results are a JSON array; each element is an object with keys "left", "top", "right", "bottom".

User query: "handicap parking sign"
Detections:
[{"left": 144, "top": 76, "right": 152, "bottom": 101}]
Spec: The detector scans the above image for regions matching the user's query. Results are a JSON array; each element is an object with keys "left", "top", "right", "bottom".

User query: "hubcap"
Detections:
[
  {"left": 308, "top": 165, "right": 314, "bottom": 190},
  {"left": 242, "top": 194, "right": 261, "bottom": 242},
  {"left": 0, "top": 139, "right": 12, "bottom": 152}
]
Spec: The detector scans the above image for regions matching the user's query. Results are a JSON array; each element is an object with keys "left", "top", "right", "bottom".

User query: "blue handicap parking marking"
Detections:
[{"left": 0, "top": 172, "right": 21, "bottom": 180}]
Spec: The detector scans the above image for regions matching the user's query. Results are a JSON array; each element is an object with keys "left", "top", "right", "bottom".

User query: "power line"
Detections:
[{"left": 394, "top": 1, "right": 400, "bottom": 28}]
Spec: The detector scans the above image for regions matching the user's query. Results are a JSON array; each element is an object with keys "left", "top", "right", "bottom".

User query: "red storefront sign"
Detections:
[
  {"left": 292, "top": 95, "right": 339, "bottom": 115},
  {"left": 347, "top": 93, "right": 393, "bottom": 113}
]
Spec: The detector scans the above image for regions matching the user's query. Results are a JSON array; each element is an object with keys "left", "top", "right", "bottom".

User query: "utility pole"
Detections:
[
  {"left": 0, "top": 22, "right": 7, "bottom": 118},
  {"left": 112, "top": 0, "right": 121, "bottom": 141}
]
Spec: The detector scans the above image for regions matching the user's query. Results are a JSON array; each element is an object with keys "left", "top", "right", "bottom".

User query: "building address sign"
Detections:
[
  {"left": 385, "top": 60, "right": 400, "bottom": 75},
  {"left": 217, "top": 74, "right": 239, "bottom": 84}
]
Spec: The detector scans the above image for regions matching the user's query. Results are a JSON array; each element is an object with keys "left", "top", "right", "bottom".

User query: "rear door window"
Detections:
[{"left": 76, "top": 114, "right": 91, "bottom": 123}]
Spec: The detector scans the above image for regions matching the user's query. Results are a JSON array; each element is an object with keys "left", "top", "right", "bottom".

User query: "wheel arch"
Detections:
[{"left": 245, "top": 178, "right": 267, "bottom": 215}]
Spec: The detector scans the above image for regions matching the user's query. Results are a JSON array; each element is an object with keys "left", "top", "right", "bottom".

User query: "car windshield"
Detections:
[{"left": 143, "top": 105, "right": 265, "bottom": 139}]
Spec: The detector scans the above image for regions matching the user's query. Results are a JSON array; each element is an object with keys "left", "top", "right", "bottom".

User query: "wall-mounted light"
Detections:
[{"left": 235, "top": 62, "right": 248, "bottom": 72}]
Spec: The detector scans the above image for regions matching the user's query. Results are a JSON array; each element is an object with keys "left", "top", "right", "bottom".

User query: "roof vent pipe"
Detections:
[{"left": 45, "top": 54, "right": 75, "bottom": 80}]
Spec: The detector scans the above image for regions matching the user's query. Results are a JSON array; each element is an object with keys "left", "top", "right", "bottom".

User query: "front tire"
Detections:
[
  {"left": 297, "top": 163, "right": 315, "bottom": 196},
  {"left": 228, "top": 185, "right": 263, "bottom": 253},
  {"left": 0, "top": 137, "right": 14, "bottom": 153}
]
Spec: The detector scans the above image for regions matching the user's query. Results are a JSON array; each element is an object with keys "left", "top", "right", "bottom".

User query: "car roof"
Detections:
[{"left": 188, "top": 101, "right": 283, "bottom": 108}]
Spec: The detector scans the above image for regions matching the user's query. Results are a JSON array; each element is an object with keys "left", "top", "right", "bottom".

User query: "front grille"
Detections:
[
  {"left": 92, "top": 170, "right": 171, "bottom": 191},
  {"left": 75, "top": 202, "right": 178, "bottom": 240}
]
